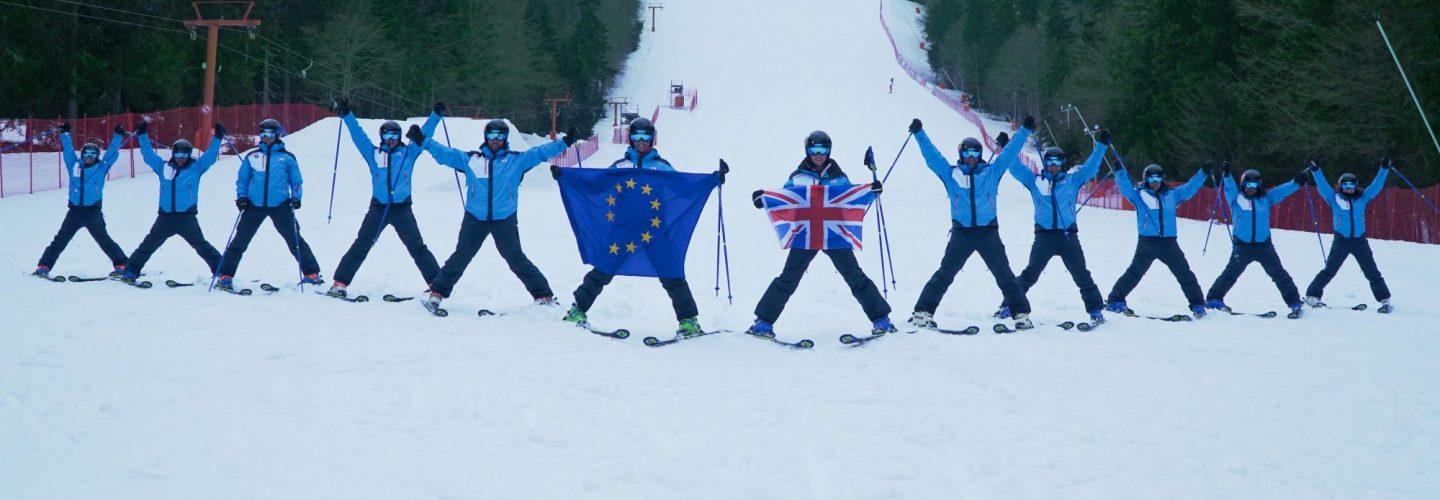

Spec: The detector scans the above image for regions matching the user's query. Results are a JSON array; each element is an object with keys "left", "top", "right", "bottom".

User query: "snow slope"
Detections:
[{"left": 3, "top": 1, "right": 1439, "bottom": 498}]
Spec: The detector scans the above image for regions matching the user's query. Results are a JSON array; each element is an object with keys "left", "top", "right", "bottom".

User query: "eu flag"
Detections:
[{"left": 557, "top": 169, "right": 719, "bottom": 278}]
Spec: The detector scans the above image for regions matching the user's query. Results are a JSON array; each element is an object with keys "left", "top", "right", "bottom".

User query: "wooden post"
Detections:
[{"left": 544, "top": 94, "right": 572, "bottom": 140}]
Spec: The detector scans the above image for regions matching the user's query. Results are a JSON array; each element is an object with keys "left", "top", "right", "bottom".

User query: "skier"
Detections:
[
  {"left": 33, "top": 122, "right": 129, "bottom": 279},
  {"left": 906, "top": 117, "right": 1034, "bottom": 331},
  {"left": 1203, "top": 164, "right": 1304, "bottom": 317},
  {"left": 407, "top": 118, "right": 578, "bottom": 312},
  {"left": 323, "top": 99, "right": 444, "bottom": 299},
  {"left": 120, "top": 121, "right": 226, "bottom": 283},
  {"left": 215, "top": 118, "right": 324, "bottom": 290},
  {"left": 554, "top": 118, "right": 709, "bottom": 335},
  {"left": 1104, "top": 162, "right": 1209, "bottom": 318},
  {"left": 1004, "top": 128, "right": 1112, "bottom": 325},
  {"left": 746, "top": 130, "right": 893, "bottom": 338},
  {"left": 1303, "top": 159, "right": 1393, "bottom": 313}
]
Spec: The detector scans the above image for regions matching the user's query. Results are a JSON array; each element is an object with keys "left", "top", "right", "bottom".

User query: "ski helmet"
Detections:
[
  {"left": 1042, "top": 146, "right": 1066, "bottom": 165},
  {"left": 1142, "top": 163, "right": 1165, "bottom": 182},
  {"left": 171, "top": 139, "right": 194, "bottom": 160},
  {"left": 483, "top": 119, "right": 510, "bottom": 145},
  {"left": 1240, "top": 169, "right": 1263, "bottom": 190},
  {"left": 1338, "top": 172, "right": 1359, "bottom": 192},
  {"left": 379, "top": 120, "right": 402, "bottom": 137},
  {"left": 804, "top": 130, "right": 832, "bottom": 156},
  {"left": 628, "top": 117, "right": 656, "bottom": 143},
  {"left": 258, "top": 118, "right": 283, "bottom": 138},
  {"left": 959, "top": 137, "right": 983, "bottom": 155},
  {"left": 80, "top": 142, "right": 101, "bottom": 160}
]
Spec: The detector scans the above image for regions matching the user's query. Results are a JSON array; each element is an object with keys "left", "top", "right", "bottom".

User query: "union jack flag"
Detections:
[{"left": 761, "top": 184, "right": 876, "bottom": 250}]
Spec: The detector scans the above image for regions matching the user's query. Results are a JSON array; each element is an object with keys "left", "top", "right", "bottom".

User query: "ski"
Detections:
[
  {"left": 421, "top": 301, "right": 449, "bottom": 317},
  {"left": 1120, "top": 310, "right": 1191, "bottom": 322},
  {"left": 383, "top": 294, "right": 414, "bottom": 303},
  {"left": 165, "top": 280, "right": 195, "bottom": 288},
  {"left": 1075, "top": 319, "right": 1105, "bottom": 332},
  {"left": 120, "top": 279, "right": 154, "bottom": 289},
  {"left": 907, "top": 323, "right": 982, "bottom": 336},
  {"left": 1286, "top": 309, "right": 1303, "bottom": 319},
  {"left": 1223, "top": 310, "right": 1278, "bottom": 318},
  {"left": 259, "top": 283, "right": 280, "bottom": 293},
  {"left": 66, "top": 275, "right": 111, "bottom": 283},
  {"left": 317, "top": 291, "right": 369, "bottom": 303},
  {"left": 741, "top": 330, "right": 815, "bottom": 349},
  {"left": 839, "top": 331, "right": 890, "bottom": 346},
  {"left": 584, "top": 327, "right": 631, "bottom": 340},
  {"left": 217, "top": 286, "right": 252, "bottom": 296},
  {"left": 643, "top": 329, "right": 724, "bottom": 347},
  {"left": 991, "top": 323, "right": 1036, "bottom": 334},
  {"left": 30, "top": 272, "right": 66, "bottom": 283},
  {"left": 1055, "top": 321, "right": 1077, "bottom": 331}
]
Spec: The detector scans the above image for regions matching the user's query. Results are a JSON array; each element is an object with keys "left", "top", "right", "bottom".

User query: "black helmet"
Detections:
[
  {"left": 171, "top": 139, "right": 194, "bottom": 158},
  {"left": 1241, "top": 169, "right": 1262, "bottom": 186},
  {"left": 805, "top": 130, "right": 832, "bottom": 151},
  {"left": 1042, "top": 146, "right": 1066, "bottom": 164},
  {"left": 1142, "top": 163, "right": 1165, "bottom": 179},
  {"left": 484, "top": 119, "right": 509, "bottom": 136},
  {"left": 380, "top": 121, "right": 402, "bottom": 136},
  {"left": 628, "top": 117, "right": 656, "bottom": 142},
  {"left": 80, "top": 142, "right": 101, "bottom": 158},
  {"left": 959, "top": 137, "right": 983, "bottom": 154},
  {"left": 1338, "top": 172, "right": 1359, "bottom": 190},
  {"left": 258, "top": 118, "right": 283, "bottom": 137}
]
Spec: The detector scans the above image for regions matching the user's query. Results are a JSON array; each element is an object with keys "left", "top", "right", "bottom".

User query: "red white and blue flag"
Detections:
[{"left": 760, "top": 184, "right": 875, "bottom": 250}]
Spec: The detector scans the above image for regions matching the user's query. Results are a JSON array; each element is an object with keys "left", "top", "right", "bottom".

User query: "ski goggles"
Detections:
[
  {"left": 80, "top": 149, "right": 100, "bottom": 159},
  {"left": 959, "top": 149, "right": 983, "bottom": 159},
  {"left": 629, "top": 132, "right": 654, "bottom": 142},
  {"left": 1340, "top": 181, "right": 1358, "bottom": 190},
  {"left": 807, "top": 145, "right": 831, "bottom": 156},
  {"left": 172, "top": 151, "right": 192, "bottom": 160},
  {"left": 1242, "top": 180, "right": 1261, "bottom": 190},
  {"left": 1043, "top": 157, "right": 1065, "bottom": 167},
  {"left": 258, "top": 129, "right": 279, "bottom": 138},
  {"left": 485, "top": 131, "right": 508, "bottom": 141},
  {"left": 380, "top": 131, "right": 401, "bottom": 140},
  {"left": 1145, "top": 174, "right": 1165, "bottom": 183}
]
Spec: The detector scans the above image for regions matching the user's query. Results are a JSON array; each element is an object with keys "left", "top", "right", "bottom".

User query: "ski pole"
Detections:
[
  {"left": 1390, "top": 165, "right": 1440, "bottom": 216},
  {"left": 863, "top": 146, "right": 887, "bottom": 296},
  {"left": 1303, "top": 186, "right": 1328, "bottom": 261},
  {"left": 878, "top": 197, "right": 898, "bottom": 291},
  {"left": 714, "top": 160, "right": 734, "bottom": 304},
  {"left": 1201, "top": 175, "right": 1223, "bottom": 255},
  {"left": 208, "top": 210, "right": 244, "bottom": 292},
  {"left": 289, "top": 204, "right": 306, "bottom": 292},
  {"left": 1074, "top": 169, "right": 1115, "bottom": 214},
  {"left": 1, "top": 128, "right": 59, "bottom": 154},
  {"left": 439, "top": 115, "right": 465, "bottom": 208},
  {"left": 326, "top": 113, "right": 342, "bottom": 224},
  {"left": 879, "top": 132, "right": 913, "bottom": 183}
]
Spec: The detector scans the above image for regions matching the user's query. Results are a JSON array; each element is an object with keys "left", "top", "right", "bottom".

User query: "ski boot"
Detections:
[
  {"left": 1204, "top": 299, "right": 1231, "bottom": 313},
  {"left": 992, "top": 305, "right": 1012, "bottom": 319},
  {"left": 1287, "top": 302, "right": 1304, "bottom": 319},
  {"left": 1377, "top": 299, "right": 1393, "bottom": 314},
  {"left": 1013, "top": 313, "right": 1034, "bottom": 331},
  {"left": 1104, "top": 300, "right": 1130, "bottom": 314},
  {"left": 907, "top": 311, "right": 936, "bottom": 330},
  {"left": 562, "top": 304, "right": 589, "bottom": 327},
  {"left": 1190, "top": 304, "right": 1207, "bottom": 319},
  {"left": 871, "top": 316, "right": 897, "bottom": 336},
  {"left": 108, "top": 265, "right": 126, "bottom": 279},
  {"left": 745, "top": 318, "right": 776, "bottom": 338},
  {"left": 32, "top": 266, "right": 51, "bottom": 279},
  {"left": 215, "top": 275, "right": 235, "bottom": 291},
  {"left": 533, "top": 295, "right": 560, "bottom": 306},
  {"left": 421, "top": 292, "right": 446, "bottom": 315},
  {"left": 300, "top": 273, "right": 325, "bottom": 286},
  {"left": 325, "top": 282, "right": 348, "bottom": 299},
  {"left": 120, "top": 270, "right": 141, "bottom": 285},
  {"left": 1303, "top": 296, "right": 1326, "bottom": 308},
  {"left": 677, "top": 317, "right": 704, "bottom": 338}
]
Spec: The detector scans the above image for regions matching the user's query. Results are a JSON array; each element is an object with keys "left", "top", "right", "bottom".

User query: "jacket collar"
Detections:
[{"left": 625, "top": 147, "right": 662, "bottom": 165}]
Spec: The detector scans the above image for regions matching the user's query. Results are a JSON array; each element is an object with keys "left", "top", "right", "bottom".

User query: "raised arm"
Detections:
[
  {"left": 1005, "top": 150, "right": 1037, "bottom": 192},
  {"left": 1362, "top": 166, "right": 1390, "bottom": 202},
  {"left": 913, "top": 129, "right": 955, "bottom": 182},
  {"left": 1221, "top": 174, "right": 1238, "bottom": 204},
  {"left": 98, "top": 131, "right": 125, "bottom": 174},
  {"left": 342, "top": 112, "right": 378, "bottom": 172},
  {"left": 195, "top": 136, "right": 224, "bottom": 174},
  {"left": 1173, "top": 168, "right": 1208, "bottom": 203},
  {"left": 1311, "top": 167, "right": 1334, "bottom": 203},
  {"left": 1266, "top": 179, "right": 1300, "bottom": 203},
  {"left": 1113, "top": 167, "right": 1142, "bottom": 206},
  {"left": 990, "top": 126, "right": 1032, "bottom": 173},
  {"left": 136, "top": 133, "right": 165, "bottom": 175},
  {"left": 60, "top": 131, "right": 78, "bottom": 173},
  {"left": 422, "top": 139, "right": 472, "bottom": 173},
  {"left": 1074, "top": 142, "right": 1108, "bottom": 184},
  {"left": 514, "top": 137, "right": 571, "bottom": 173}
]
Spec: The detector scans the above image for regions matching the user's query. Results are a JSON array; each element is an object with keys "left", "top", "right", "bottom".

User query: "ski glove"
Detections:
[
  {"left": 871, "top": 181, "right": 884, "bottom": 194},
  {"left": 405, "top": 124, "right": 425, "bottom": 145},
  {"left": 1305, "top": 160, "right": 1319, "bottom": 173},
  {"left": 1097, "top": 129, "right": 1112, "bottom": 145},
  {"left": 433, "top": 101, "right": 447, "bottom": 115},
  {"left": 563, "top": 126, "right": 580, "bottom": 147},
  {"left": 718, "top": 159, "right": 729, "bottom": 185},
  {"left": 752, "top": 189, "right": 765, "bottom": 209},
  {"left": 1379, "top": 157, "right": 1393, "bottom": 169},
  {"left": 995, "top": 132, "right": 1010, "bottom": 149},
  {"left": 133, "top": 121, "right": 148, "bottom": 135},
  {"left": 908, "top": 118, "right": 922, "bottom": 134},
  {"left": 1022, "top": 116, "right": 1035, "bottom": 131},
  {"left": 114, "top": 124, "right": 126, "bottom": 135},
  {"left": 236, "top": 198, "right": 252, "bottom": 211},
  {"left": 214, "top": 123, "right": 226, "bottom": 139},
  {"left": 1294, "top": 170, "right": 1312, "bottom": 186},
  {"left": 290, "top": 199, "right": 302, "bottom": 210},
  {"left": 335, "top": 98, "right": 350, "bottom": 116},
  {"left": 59, "top": 122, "right": 71, "bottom": 133},
  {"left": 550, "top": 165, "right": 562, "bottom": 179},
  {"left": 1218, "top": 161, "right": 1231, "bottom": 177}
]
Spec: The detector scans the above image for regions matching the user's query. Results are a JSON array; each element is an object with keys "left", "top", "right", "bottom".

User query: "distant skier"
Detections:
[
  {"left": 120, "top": 121, "right": 226, "bottom": 283},
  {"left": 33, "top": 122, "right": 129, "bottom": 280},
  {"left": 1104, "top": 162, "right": 1209, "bottom": 318},
  {"left": 906, "top": 117, "right": 1034, "bottom": 331},
  {"left": 747, "top": 130, "right": 893, "bottom": 338},
  {"left": 554, "top": 118, "right": 711, "bottom": 335},
  {"left": 216, "top": 118, "right": 324, "bottom": 290},
  {"left": 1202, "top": 164, "right": 1304, "bottom": 317},
  {"left": 408, "top": 117, "right": 577, "bottom": 313},
  {"left": 1303, "top": 159, "right": 1393, "bottom": 313},
  {"left": 1004, "top": 128, "right": 1112, "bottom": 325},
  {"left": 323, "top": 99, "right": 444, "bottom": 299}
]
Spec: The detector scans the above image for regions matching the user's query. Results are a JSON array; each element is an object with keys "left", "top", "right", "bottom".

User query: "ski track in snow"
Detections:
[{"left": 3, "top": 1, "right": 1439, "bottom": 498}]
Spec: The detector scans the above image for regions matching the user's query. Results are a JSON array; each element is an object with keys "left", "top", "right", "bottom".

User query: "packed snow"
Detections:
[{"left": 2, "top": 1, "right": 1438, "bottom": 498}]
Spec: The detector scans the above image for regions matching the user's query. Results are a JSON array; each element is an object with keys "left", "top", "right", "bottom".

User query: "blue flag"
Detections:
[{"left": 557, "top": 168, "right": 719, "bottom": 278}]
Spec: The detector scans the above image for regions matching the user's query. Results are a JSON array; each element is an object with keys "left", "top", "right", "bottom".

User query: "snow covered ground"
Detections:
[{"left": 3, "top": 1, "right": 1439, "bottom": 498}]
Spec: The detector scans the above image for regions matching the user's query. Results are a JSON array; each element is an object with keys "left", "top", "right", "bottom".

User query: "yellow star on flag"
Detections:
[
  {"left": 606, "top": 211, "right": 615, "bottom": 222},
  {"left": 641, "top": 231, "right": 653, "bottom": 243},
  {"left": 650, "top": 199, "right": 661, "bottom": 210},
  {"left": 606, "top": 195, "right": 616, "bottom": 206},
  {"left": 609, "top": 243, "right": 619, "bottom": 254},
  {"left": 626, "top": 242, "right": 637, "bottom": 253},
  {"left": 651, "top": 216, "right": 661, "bottom": 228},
  {"left": 626, "top": 178, "right": 637, "bottom": 189},
  {"left": 641, "top": 184, "right": 653, "bottom": 195},
  {"left": 615, "top": 183, "right": 623, "bottom": 193}
]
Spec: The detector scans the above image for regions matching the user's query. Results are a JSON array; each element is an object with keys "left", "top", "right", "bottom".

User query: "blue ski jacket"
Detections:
[
  {"left": 1008, "top": 142, "right": 1108, "bottom": 231},
  {"left": 1224, "top": 176, "right": 1300, "bottom": 243},
  {"left": 424, "top": 136, "right": 569, "bottom": 220},
  {"left": 915, "top": 127, "right": 1030, "bottom": 228},
  {"left": 237, "top": 140, "right": 303, "bottom": 207},
  {"left": 61, "top": 131, "right": 124, "bottom": 207},
  {"left": 608, "top": 147, "right": 675, "bottom": 171},
  {"left": 1313, "top": 167, "right": 1389, "bottom": 238},
  {"left": 343, "top": 112, "right": 441, "bottom": 204},
  {"left": 138, "top": 133, "right": 223, "bottom": 213},
  {"left": 1114, "top": 167, "right": 1207, "bottom": 238},
  {"left": 784, "top": 158, "right": 850, "bottom": 187}
]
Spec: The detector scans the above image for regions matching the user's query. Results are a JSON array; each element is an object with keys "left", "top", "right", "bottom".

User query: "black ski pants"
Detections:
[
  {"left": 38, "top": 205, "right": 128, "bottom": 269},
  {"left": 573, "top": 269, "right": 699, "bottom": 320},
  {"left": 1305, "top": 236, "right": 1390, "bottom": 301},
  {"left": 333, "top": 200, "right": 440, "bottom": 286},
  {"left": 755, "top": 248, "right": 891, "bottom": 324},
  {"left": 127, "top": 212, "right": 222, "bottom": 275},
  {"left": 1206, "top": 239, "right": 1300, "bottom": 305},
  {"left": 1017, "top": 230, "right": 1103, "bottom": 312},
  {"left": 429, "top": 213, "right": 551, "bottom": 299},
  {"left": 914, "top": 224, "right": 1031, "bottom": 315},
  {"left": 1107, "top": 236, "right": 1204, "bottom": 308},
  {"left": 219, "top": 204, "right": 321, "bottom": 277}
]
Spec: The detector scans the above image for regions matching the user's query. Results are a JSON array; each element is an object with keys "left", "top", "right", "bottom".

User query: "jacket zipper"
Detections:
[
  {"left": 487, "top": 155, "right": 494, "bottom": 221},
  {"left": 171, "top": 165, "right": 179, "bottom": 212},
  {"left": 262, "top": 146, "right": 271, "bottom": 207},
  {"left": 967, "top": 170, "right": 977, "bottom": 227}
]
